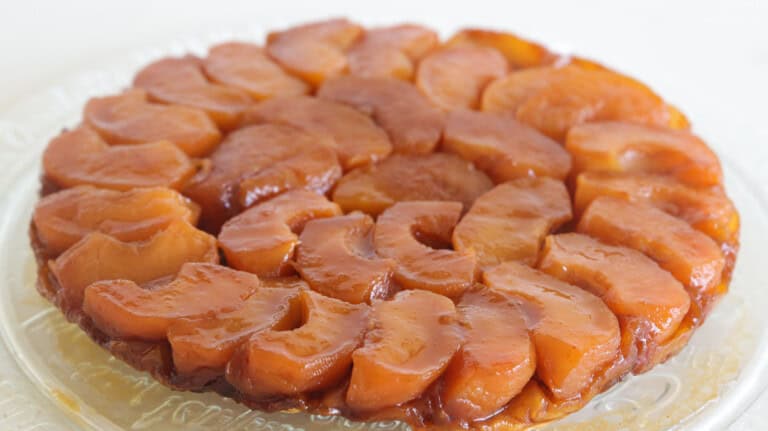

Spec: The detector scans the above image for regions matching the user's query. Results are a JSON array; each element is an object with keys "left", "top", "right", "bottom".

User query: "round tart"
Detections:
[{"left": 30, "top": 18, "right": 739, "bottom": 430}]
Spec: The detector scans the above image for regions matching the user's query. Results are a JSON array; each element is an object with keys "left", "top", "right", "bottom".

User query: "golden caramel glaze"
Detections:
[
  {"left": 266, "top": 18, "right": 363, "bottom": 87},
  {"left": 318, "top": 76, "right": 444, "bottom": 154},
  {"left": 183, "top": 124, "right": 341, "bottom": 232},
  {"left": 453, "top": 178, "right": 572, "bottom": 268},
  {"left": 374, "top": 201, "right": 477, "bottom": 298},
  {"left": 33, "top": 186, "right": 199, "bottom": 256},
  {"left": 446, "top": 28, "right": 558, "bottom": 69},
  {"left": 84, "top": 89, "right": 221, "bottom": 157},
  {"left": 218, "top": 190, "right": 341, "bottom": 277},
  {"left": 442, "top": 109, "right": 571, "bottom": 182},
  {"left": 296, "top": 213, "right": 397, "bottom": 304},
  {"left": 417, "top": 46, "right": 508, "bottom": 110},
  {"left": 347, "top": 289, "right": 462, "bottom": 411},
  {"left": 204, "top": 42, "right": 310, "bottom": 100},
  {"left": 227, "top": 290, "right": 368, "bottom": 397},
  {"left": 83, "top": 263, "right": 257, "bottom": 340},
  {"left": 347, "top": 24, "right": 438, "bottom": 80},
  {"left": 332, "top": 153, "right": 493, "bottom": 216},
  {"left": 43, "top": 125, "right": 195, "bottom": 191}
]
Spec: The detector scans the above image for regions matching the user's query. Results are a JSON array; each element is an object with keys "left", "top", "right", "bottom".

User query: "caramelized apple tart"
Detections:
[{"left": 30, "top": 18, "right": 739, "bottom": 430}]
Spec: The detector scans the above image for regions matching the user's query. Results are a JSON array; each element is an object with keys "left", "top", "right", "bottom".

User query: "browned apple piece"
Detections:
[
  {"left": 226, "top": 289, "right": 368, "bottom": 397},
  {"left": 442, "top": 287, "right": 536, "bottom": 421},
  {"left": 183, "top": 124, "right": 341, "bottom": 232},
  {"left": 446, "top": 28, "right": 558, "bottom": 69},
  {"left": 33, "top": 186, "right": 199, "bottom": 255},
  {"left": 347, "top": 289, "right": 462, "bottom": 411},
  {"left": 134, "top": 56, "right": 253, "bottom": 130},
  {"left": 332, "top": 153, "right": 493, "bottom": 216},
  {"left": 266, "top": 18, "right": 363, "bottom": 87},
  {"left": 374, "top": 201, "right": 476, "bottom": 298},
  {"left": 578, "top": 197, "right": 725, "bottom": 307},
  {"left": 539, "top": 233, "right": 691, "bottom": 370},
  {"left": 241, "top": 95, "right": 391, "bottom": 170},
  {"left": 203, "top": 42, "right": 309, "bottom": 100},
  {"left": 566, "top": 122, "right": 723, "bottom": 187},
  {"left": 482, "top": 65, "right": 685, "bottom": 141},
  {"left": 168, "top": 285, "right": 301, "bottom": 374},
  {"left": 318, "top": 76, "right": 443, "bottom": 154},
  {"left": 484, "top": 262, "right": 620, "bottom": 399},
  {"left": 416, "top": 46, "right": 508, "bottom": 110},
  {"left": 296, "top": 213, "right": 396, "bottom": 304},
  {"left": 52, "top": 219, "right": 218, "bottom": 309},
  {"left": 347, "top": 24, "right": 438, "bottom": 80},
  {"left": 43, "top": 126, "right": 195, "bottom": 191},
  {"left": 453, "top": 178, "right": 571, "bottom": 268},
  {"left": 83, "top": 263, "right": 256, "bottom": 340},
  {"left": 83, "top": 89, "right": 221, "bottom": 157},
  {"left": 218, "top": 190, "right": 342, "bottom": 277},
  {"left": 443, "top": 109, "right": 571, "bottom": 182}
]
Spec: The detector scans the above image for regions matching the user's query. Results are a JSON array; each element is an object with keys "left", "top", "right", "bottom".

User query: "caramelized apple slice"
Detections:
[
  {"left": 52, "top": 220, "right": 218, "bottom": 308},
  {"left": 43, "top": 126, "right": 194, "bottom": 191},
  {"left": 241, "top": 95, "right": 391, "bottom": 169},
  {"left": 482, "top": 65, "right": 685, "bottom": 141},
  {"left": 539, "top": 233, "right": 691, "bottom": 370},
  {"left": 578, "top": 197, "right": 725, "bottom": 306},
  {"left": 203, "top": 42, "right": 309, "bottom": 100},
  {"left": 443, "top": 109, "right": 571, "bottom": 182},
  {"left": 416, "top": 46, "right": 508, "bottom": 110},
  {"left": 266, "top": 18, "right": 363, "bottom": 87},
  {"left": 168, "top": 285, "right": 301, "bottom": 374},
  {"left": 347, "top": 289, "right": 462, "bottom": 411},
  {"left": 484, "top": 262, "right": 620, "bottom": 399},
  {"left": 332, "top": 153, "right": 493, "bottom": 216},
  {"left": 374, "top": 201, "right": 476, "bottom": 298},
  {"left": 446, "top": 28, "right": 558, "bottom": 69},
  {"left": 566, "top": 122, "right": 723, "bottom": 187},
  {"left": 33, "top": 186, "right": 199, "bottom": 255},
  {"left": 347, "top": 24, "right": 438, "bottom": 80},
  {"left": 83, "top": 263, "right": 256, "bottom": 340},
  {"left": 218, "top": 190, "right": 342, "bottom": 277},
  {"left": 442, "top": 287, "right": 536, "bottom": 421},
  {"left": 133, "top": 56, "right": 253, "bottom": 130},
  {"left": 453, "top": 178, "right": 572, "bottom": 268},
  {"left": 318, "top": 76, "right": 443, "bottom": 154},
  {"left": 296, "top": 213, "right": 396, "bottom": 304},
  {"left": 183, "top": 124, "right": 341, "bottom": 232},
  {"left": 227, "top": 289, "right": 368, "bottom": 396},
  {"left": 84, "top": 89, "right": 221, "bottom": 157}
]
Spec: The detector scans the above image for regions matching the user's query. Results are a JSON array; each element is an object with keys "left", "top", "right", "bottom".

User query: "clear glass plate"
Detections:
[{"left": 0, "top": 30, "right": 767, "bottom": 431}]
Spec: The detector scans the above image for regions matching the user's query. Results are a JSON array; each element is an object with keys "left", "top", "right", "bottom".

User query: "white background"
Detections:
[{"left": 0, "top": 0, "right": 766, "bottom": 429}]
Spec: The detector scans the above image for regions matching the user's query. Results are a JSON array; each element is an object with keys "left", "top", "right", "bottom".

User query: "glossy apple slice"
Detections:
[
  {"left": 484, "top": 262, "right": 620, "bottom": 399},
  {"left": 83, "top": 263, "right": 256, "bottom": 340},
  {"left": 416, "top": 46, "right": 508, "bottom": 110},
  {"left": 84, "top": 89, "right": 221, "bottom": 157},
  {"left": 33, "top": 186, "right": 199, "bottom": 256},
  {"left": 43, "top": 126, "right": 195, "bottom": 191},
  {"left": 347, "top": 24, "right": 438, "bottom": 80},
  {"left": 443, "top": 109, "right": 571, "bottom": 182},
  {"left": 332, "top": 153, "right": 493, "bottom": 216},
  {"left": 566, "top": 122, "right": 722, "bottom": 187},
  {"left": 318, "top": 76, "right": 443, "bottom": 154},
  {"left": 51, "top": 220, "right": 218, "bottom": 308},
  {"left": 446, "top": 28, "right": 558, "bottom": 69},
  {"left": 218, "top": 190, "right": 342, "bottom": 277},
  {"left": 374, "top": 201, "right": 476, "bottom": 298},
  {"left": 453, "top": 178, "right": 572, "bottom": 268},
  {"left": 296, "top": 213, "right": 396, "bottom": 304},
  {"left": 203, "top": 42, "right": 309, "bottom": 100},
  {"left": 266, "top": 18, "right": 363, "bottom": 87},
  {"left": 347, "top": 289, "right": 462, "bottom": 411},
  {"left": 227, "top": 289, "right": 368, "bottom": 397},
  {"left": 442, "top": 287, "right": 536, "bottom": 421}
]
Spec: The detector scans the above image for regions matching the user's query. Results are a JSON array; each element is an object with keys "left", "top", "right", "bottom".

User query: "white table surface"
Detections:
[{"left": 1, "top": 0, "right": 766, "bottom": 429}]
